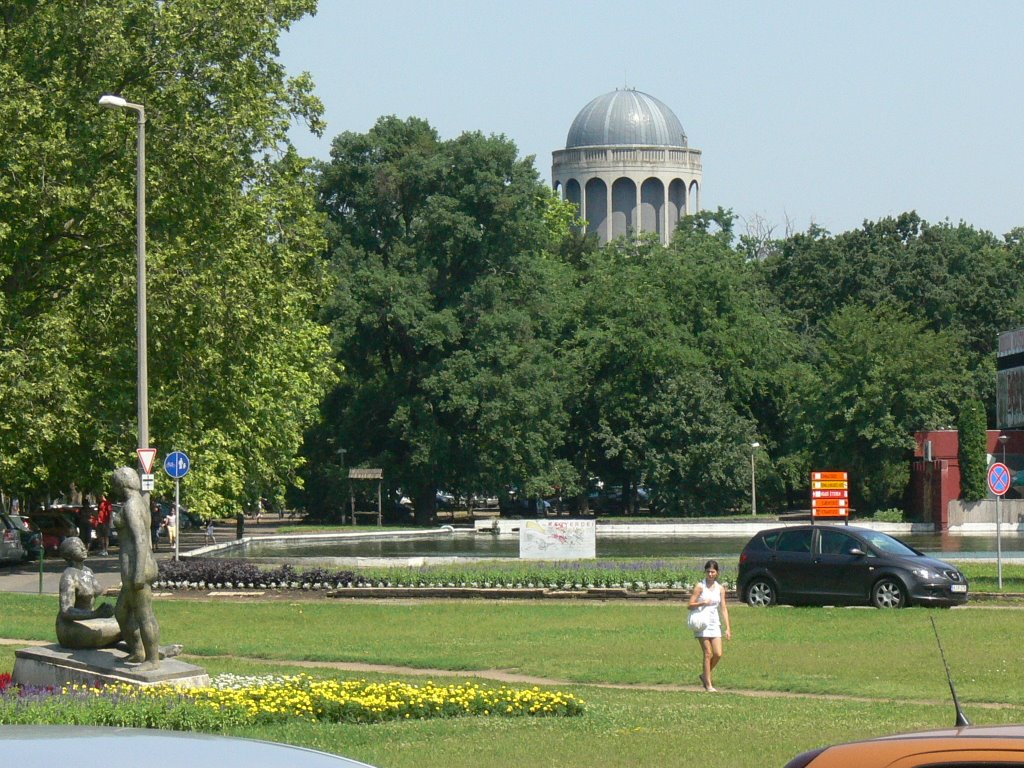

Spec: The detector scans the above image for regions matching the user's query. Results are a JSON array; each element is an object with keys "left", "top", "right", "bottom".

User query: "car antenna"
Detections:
[{"left": 930, "top": 615, "right": 970, "bottom": 727}]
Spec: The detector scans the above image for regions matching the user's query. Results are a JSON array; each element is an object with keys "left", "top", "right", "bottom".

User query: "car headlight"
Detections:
[{"left": 912, "top": 568, "right": 940, "bottom": 580}]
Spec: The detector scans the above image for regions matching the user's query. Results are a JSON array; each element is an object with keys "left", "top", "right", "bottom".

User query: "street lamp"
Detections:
[
  {"left": 99, "top": 94, "right": 149, "bottom": 469},
  {"left": 999, "top": 434, "right": 1009, "bottom": 465},
  {"left": 750, "top": 442, "right": 761, "bottom": 516}
]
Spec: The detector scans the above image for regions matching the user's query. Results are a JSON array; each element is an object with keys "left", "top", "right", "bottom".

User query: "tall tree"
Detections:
[
  {"left": 311, "top": 117, "right": 576, "bottom": 523},
  {"left": 0, "top": 1, "right": 333, "bottom": 514},
  {"left": 807, "top": 303, "right": 969, "bottom": 511}
]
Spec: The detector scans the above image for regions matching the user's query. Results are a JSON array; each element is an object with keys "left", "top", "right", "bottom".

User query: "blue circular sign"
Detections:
[
  {"left": 164, "top": 450, "right": 190, "bottom": 479},
  {"left": 988, "top": 462, "right": 1010, "bottom": 496}
]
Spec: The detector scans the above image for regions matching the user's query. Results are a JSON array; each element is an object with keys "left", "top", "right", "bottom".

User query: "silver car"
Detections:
[
  {"left": 0, "top": 511, "right": 27, "bottom": 563},
  {"left": 0, "top": 726, "right": 378, "bottom": 768}
]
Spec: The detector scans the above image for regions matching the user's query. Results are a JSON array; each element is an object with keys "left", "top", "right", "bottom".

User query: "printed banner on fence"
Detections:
[{"left": 519, "top": 519, "right": 596, "bottom": 560}]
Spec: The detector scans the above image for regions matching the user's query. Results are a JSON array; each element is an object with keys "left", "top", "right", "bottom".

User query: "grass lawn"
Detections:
[{"left": 1, "top": 593, "right": 1022, "bottom": 767}]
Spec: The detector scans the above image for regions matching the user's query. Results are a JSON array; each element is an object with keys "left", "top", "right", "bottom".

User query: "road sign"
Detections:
[
  {"left": 141, "top": 472, "right": 155, "bottom": 491},
  {"left": 164, "top": 450, "right": 191, "bottom": 479},
  {"left": 812, "top": 480, "right": 849, "bottom": 490},
  {"left": 812, "top": 498, "right": 848, "bottom": 509},
  {"left": 989, "top": 462, "right": 1011, "bottom": 496},
  {"left": 137, "top": 448, "right": 157, "bottom": 474},
  {"left": 812, "top": 471, "right": 848, "bottom": 481},
  {"left": 812, "top": 489, "right": 848, "bottom": 499}
]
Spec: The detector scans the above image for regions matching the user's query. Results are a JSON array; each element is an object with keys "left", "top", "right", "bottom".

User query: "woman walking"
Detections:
[{"left": 688, "top": 559, "right": 731, "bottom": 692}]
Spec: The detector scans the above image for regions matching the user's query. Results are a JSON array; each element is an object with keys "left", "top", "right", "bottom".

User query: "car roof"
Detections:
[
  {"left": 797, "top": 725, "right": 1024, "bottom": 766},
  {"left": 755, "top": 524, "right": 876, "bottom": 535},
  {"left": 0, "top": 726, "right": 377, "bottom": 768}
]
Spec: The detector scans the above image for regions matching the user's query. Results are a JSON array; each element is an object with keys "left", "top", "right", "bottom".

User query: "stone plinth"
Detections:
[{"left": 12, "top": 644, "right": 209, "bottom": 689}]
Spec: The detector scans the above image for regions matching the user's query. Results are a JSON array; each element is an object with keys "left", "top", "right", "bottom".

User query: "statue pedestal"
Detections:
[{"left": 12, "top": 644, "right": 210, "bottom": 689}]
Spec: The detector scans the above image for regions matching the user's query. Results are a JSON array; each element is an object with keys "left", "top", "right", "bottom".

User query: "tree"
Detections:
[
  {"left": 310, "top": 117, "right": 576, "bottom": 523},
  {"left": 806, "top": 303, "right": 969, "bottom": 511},
  {"left": 957, "top": 398, "right": 988, "bottom": 503},
  {"left": 561, "top": 211, "right": 801, "bottom": 515},
  {"left": 0, "top": 1, "right": 333, "bottom": 514}
]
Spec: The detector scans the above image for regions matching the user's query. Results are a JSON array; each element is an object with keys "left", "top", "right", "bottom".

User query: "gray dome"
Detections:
[{"left": 565, "top": 89, "right": 687, "bottom": 149}]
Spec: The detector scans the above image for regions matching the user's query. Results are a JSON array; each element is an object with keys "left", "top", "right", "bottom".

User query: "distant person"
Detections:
[
  {"left": 688, "top": 559, "right": 732, "bottom": 692},
  {"left": 77, "top": 504, "right": 93, "bottom": 551},
  {"left": 96, "top": 495, "right": 113, "bottom": 556},
  {"left": 150, "top": 499, "right": 163, "bottom": 551},
  {"left": 163, "top": 510, "right": 177, "bottom": 547},
  {"left": 205, "top": 519, "right": 216, "bottom": 545}
]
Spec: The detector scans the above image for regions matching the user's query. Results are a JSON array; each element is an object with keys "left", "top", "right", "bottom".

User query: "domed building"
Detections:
[{"left": 552, "top": 89, "right": 702, "bottom": 245}]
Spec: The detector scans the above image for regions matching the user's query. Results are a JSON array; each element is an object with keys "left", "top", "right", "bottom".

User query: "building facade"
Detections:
[{"left": 551, "top": 89, "right": 702, "bottom": 245}]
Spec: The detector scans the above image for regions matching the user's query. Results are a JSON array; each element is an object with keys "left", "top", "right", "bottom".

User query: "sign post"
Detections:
[
  {"left": 164, "top": 450, "right": 190, "bottom": 561},
  {"left": 988, "top": 462, "right": 1011, "bottom": 589}
]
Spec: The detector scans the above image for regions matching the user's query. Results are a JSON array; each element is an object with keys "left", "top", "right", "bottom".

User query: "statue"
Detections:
[
  {"left": 111, "top": 466, "right": 161, "bottom": 669},
  {"left": 56, "top": 537, "right": 121, "bottom": 649}
]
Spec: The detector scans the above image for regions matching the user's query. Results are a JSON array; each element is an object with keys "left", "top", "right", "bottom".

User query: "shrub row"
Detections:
[{"left": 155, "top": 558, "right": 729, "bottom": 592}]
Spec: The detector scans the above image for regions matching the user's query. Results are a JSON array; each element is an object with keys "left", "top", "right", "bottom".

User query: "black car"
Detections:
[{"left": 737, "top": 524, "right": 968, "bottom": 609}]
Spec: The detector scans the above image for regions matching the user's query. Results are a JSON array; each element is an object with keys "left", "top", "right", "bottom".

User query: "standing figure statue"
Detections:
[
  {"left": 56, "top": 536, "right": 121, "bottom": 649},
  {"left": 111, "top": 466, "right": 161, "bottom": 669}
]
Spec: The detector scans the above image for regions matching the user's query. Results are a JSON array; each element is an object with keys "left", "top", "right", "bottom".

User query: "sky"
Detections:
[{"left": 277, "top": 1, "right": 1024, "bottom": 239}]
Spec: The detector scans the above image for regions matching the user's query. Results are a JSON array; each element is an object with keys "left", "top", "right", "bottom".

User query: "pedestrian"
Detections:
[
  {"left": 77, "top": 503, "right": 93, "bottom": 552},
  {"left": 205, "top": 519, "right": 216, "bottom": 545},
  {"left": 687, "top": 559, "right": 732, "bottom": 692},
  {"left": 164, "top": 510, "right": 177, "bottom": 548},
  {"left": 96, "top": 495, "right": 113, "bottom": 556}
]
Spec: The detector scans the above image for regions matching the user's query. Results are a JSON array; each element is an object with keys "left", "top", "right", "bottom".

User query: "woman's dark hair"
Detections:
[{"left": 703, "top": 559, "right": 720, "bottom": 572}]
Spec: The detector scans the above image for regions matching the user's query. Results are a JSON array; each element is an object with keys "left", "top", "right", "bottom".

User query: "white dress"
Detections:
[{"left": 693, "top": 579, "right": 722, "bottom": 638}]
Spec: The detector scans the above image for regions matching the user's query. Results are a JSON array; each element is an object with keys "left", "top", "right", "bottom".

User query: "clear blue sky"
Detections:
[{"left": 278, "top": 1, "right": 1024, "bottom": 239}]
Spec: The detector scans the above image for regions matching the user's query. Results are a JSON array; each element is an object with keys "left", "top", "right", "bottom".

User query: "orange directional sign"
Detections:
[
  {"left": 812, "top": 471, "right": 848, "bottom": 481},
  {"left": 812, "top": 480, "right": 848, "bottom": 490},
  {"left": 812, "top": 489, "right": 848, "bottom": 499},
  {"left": 811, "top": 470, "right": 851, "bottom": 518},
  {"left": 812, "top": 498, "right": 848, "bottom": 509}
]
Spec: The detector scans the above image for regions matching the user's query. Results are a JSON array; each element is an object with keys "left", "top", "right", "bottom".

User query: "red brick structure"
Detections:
[{"left": 911, "top": 429, "right": 1023, "bottom": 529}]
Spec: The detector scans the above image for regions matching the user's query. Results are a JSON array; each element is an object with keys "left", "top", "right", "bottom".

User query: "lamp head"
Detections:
[
  {"left": 99, "top": 94, "right": 128, "bottom": 109},
  {"left": 751, "top": 441, "right": 761, "bottom": 449}
]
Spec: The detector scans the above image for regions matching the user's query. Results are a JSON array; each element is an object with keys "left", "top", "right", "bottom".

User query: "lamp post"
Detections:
[
  {"left": 99, "top": 95, "right": 148, "bottom": 471},
  {"left": 750, "top": 441, "right": 760, "bottom": 516}
]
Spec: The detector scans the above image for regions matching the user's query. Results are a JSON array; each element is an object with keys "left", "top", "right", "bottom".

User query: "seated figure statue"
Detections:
[
  {"left": 56, "top": 536, "right": 122, "bottom": 649},
  {"left": 56, "top": 534, "right": 184, "bottom": 658}
]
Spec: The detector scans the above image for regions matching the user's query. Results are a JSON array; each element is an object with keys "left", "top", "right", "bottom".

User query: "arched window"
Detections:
[{"left": 611, "top": 178, "right": 637, "bottom": 240}]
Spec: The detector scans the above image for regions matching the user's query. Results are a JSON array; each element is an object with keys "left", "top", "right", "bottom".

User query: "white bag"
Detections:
[{"left": 687, "top": 610, "right": 708, "bottom": 633}]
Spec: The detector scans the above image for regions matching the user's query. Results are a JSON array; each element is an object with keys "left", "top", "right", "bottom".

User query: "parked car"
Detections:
[
  {"left": 0, "top": 512, "right": 28, "bottom": 563},
  {"left": 0, "top": 725, "right": 378, "bottom": 768},
  {"left": 784, "top": 723, "right": 1024, "bottom": 767},
  {"left": 737, "top": 524, "right": 968, "bottom": 609},
  {"left": 6, "top": 512, "right": 41, "bottom": 560},
  {"left": 26, "top": 508, "right": 79, "bottom": 553}
]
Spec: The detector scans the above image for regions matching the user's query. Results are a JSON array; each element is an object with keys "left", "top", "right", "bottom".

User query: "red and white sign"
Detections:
[{"left": 137, "top": 448, "right": 158, "bottom": 474}]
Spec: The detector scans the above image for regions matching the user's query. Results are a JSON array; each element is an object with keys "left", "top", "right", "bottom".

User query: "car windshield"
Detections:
[
  {"left": 7, "top": 514, "right": 31, "bottom": 532},
  {"left": 860, "top": 531, "right": 919, "bottom": 557}
]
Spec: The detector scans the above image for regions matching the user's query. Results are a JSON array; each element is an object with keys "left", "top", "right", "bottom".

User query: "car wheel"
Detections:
[
  {"left": 872, "top": 578, "right": 906, "bottom": 609},
  {"left": 745, "top": 578, "right": 777, "bottom": 607}
]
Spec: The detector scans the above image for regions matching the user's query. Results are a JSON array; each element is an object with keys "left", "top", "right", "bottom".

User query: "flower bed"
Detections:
[
  {"left": 0, "top": 672, "right": 585, "bottom": 727},
  {"left": 156, "top": 558, "right": 729, "bottom": 593}
]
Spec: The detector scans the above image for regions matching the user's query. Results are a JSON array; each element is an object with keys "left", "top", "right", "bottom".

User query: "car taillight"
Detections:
[{"left": 739, "top": 551, "right": 748, "bottom": 565}]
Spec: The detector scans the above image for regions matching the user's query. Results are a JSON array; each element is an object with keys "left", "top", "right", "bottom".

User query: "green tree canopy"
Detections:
[
  {"left": 309, "top": 116, "right": 577, "bottom": 522},
  {"left": 0, "top": 1, "right": 333, "bottom": 514}
]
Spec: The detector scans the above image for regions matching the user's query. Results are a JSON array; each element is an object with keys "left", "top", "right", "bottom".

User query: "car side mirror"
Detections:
[{"left": 848, "top": 548, "right": 866, "bottom": 557}]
